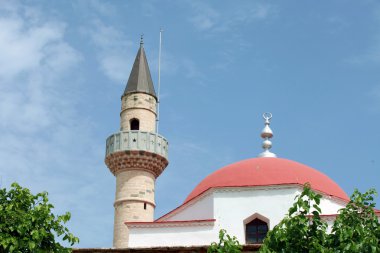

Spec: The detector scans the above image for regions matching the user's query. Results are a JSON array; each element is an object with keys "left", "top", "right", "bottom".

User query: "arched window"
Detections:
[
  {"left": 246, "top": 218, "right": 268, "bottom": 244},
  {"left": 130, "top": 118, "right": 139, "bottom": 130}
]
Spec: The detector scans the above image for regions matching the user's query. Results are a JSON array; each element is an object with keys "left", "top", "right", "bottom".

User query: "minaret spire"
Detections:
[
  {"left": 123, "top": 35, "right": 156, "bottom": 99},
  {"left": 258, "top": 112, "right": 277, "bottom": 158}
]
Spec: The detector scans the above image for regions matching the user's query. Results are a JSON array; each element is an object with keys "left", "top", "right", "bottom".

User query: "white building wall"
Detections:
[
  {"left": 325, "top": 219, "right": 335, "bottom": 233},
  {"left": 164, "top": 193, "right": 214, "bottom": 221},
  {"left": 128, "top": 186, "right": 347, "bottom": 247},
  {"left": 128, "top": 225, "right": 218, "bottom": 248},
  {"left": 213, "top": 187, "right": 298, "bottom": 244},
  {"left": 318, "top": 196, "right": 346, "bottom": 214},
  {"left": 213, "top": 186, "right": 346, "bottom": 244}
]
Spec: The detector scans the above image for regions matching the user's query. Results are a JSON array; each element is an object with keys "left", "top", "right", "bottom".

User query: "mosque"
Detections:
[{"left": 104, "top": 39, "right": 351, "bottom": 249}]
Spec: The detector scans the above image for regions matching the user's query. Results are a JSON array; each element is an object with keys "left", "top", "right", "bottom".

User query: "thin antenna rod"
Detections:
[{"left": 156, "top": 28, "right": 163, "bottom": 133}]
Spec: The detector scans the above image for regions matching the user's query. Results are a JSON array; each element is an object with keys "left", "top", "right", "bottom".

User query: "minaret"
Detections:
[{"left": 105, "top": 37, "right": 169, "bottom": 248}]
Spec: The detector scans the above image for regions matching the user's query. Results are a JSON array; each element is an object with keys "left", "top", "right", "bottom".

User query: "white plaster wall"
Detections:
[
  {"left": 213, "top": 187, "right": 297, "bottom": 244},
  {"left": 325, "top": 219, "right": 335, "bottom": 233},
  {"left": 164, "top": 193, "right": 214, "bottom": 221},
  {"left": 213, "top": 186, "right": 346, "bottom": 244},
  {"left": 292, "top": 188, "right": 346, "bottom": 215},
  {"left": 129, "top": 225, "right": 218, "bottom": 247},
  {"left": 318, "top": 196, "right": 346, "bottom": 214},
  {"left": 128, "top": 186, "right": 347, "bottom": 247}
]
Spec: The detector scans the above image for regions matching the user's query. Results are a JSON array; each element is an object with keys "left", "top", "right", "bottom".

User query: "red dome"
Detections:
[{"left": 184, "top": 158, "right": 348, "bottom": 203}]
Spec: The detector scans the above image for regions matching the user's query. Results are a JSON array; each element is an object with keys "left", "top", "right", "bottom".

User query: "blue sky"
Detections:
[{"left": 0, "top": 0, "right": 379, "bottom": 248}]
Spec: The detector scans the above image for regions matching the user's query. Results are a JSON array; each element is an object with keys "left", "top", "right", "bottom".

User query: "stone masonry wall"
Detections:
[
  {"left": 120, "top": 93, "right": 156, "bottom": 132},
  {"left": 115, "top": 170, "right": 156, "bottom": 209},
  {"left": 113, "top": 170, "right": 156, "bottom": 248}
]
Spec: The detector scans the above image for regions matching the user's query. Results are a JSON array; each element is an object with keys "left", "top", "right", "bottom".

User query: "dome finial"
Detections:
[{"left": 258, "top": 112, "right": 277, "bottom": 158}]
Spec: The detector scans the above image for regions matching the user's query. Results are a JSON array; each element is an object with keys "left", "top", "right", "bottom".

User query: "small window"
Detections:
[
  {"left": 143, "top": 203, "right": 147, "bottom": 210},
  {"left": 130, "top": 118, "right": 139, "bottom": 130},
  {"left": 246, "top": 218, "right": 268, "bottom": 244}
]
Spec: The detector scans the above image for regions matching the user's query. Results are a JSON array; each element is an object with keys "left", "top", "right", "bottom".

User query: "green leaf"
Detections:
[
  {"left": 0, "top": 182, "right": 79, "bottom": 252},
  {"left": 208, "top": 229, "right": 242, "bottom": 253}
]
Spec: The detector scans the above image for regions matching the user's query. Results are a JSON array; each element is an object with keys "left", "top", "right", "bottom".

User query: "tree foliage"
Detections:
[
  {"left": 260, "top": 184, "right": 380, "bottom": 253},
  {"left": 260, "top": 184, "right": 328, "bottom": 253},
  {"left": 329, "top": 188, "right": 380, "bottom": 252},
  {"left": 0, "top": 182, "right": 79, "bottom": 253},
  {"left": 208, "top": 229, "right": 242, "bottom": 253}
]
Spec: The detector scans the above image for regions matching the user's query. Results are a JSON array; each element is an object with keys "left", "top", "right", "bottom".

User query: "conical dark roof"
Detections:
[{"left": 123, "top": 43, "right": 157, "bottom": 99}]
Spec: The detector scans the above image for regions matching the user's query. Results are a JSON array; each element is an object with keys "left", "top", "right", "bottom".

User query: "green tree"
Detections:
[
  {"left": 0, "top": 182, "right": 79, "bottom": 253},
  {"left": 260, "top": 184, "right": 329, "bottom": 253},
  {"left": 260, "top": 185, "right": 380, "bottom": 253},
  {"left": 328, "top": 188, "right": 380, "bottom": 252},
  {"left": 208, "top": 229, "right": 242, "bottom": 253}
]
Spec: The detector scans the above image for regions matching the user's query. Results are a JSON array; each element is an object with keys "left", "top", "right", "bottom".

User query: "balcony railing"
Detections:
[{"left": 105, "top": 131, "right": 168, "bottom": 159}]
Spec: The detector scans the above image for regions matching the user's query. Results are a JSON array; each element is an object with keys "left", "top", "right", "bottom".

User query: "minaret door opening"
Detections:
[{"left": 130, "top": 118, "right": 140, "bottom": 130}]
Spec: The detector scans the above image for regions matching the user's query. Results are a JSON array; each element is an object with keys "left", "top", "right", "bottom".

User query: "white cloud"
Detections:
[
  {"left": 84, "top": 19, "right": 134, "bottom": 83},
  {"left": 0, "top": 2, "right": 82, "bottom": 171},
  {"left": 253, "top": 4, "right": 273, "bottom": 19},
  {"left": 86, "top": 0, "right": 117, "bottom": 17},
  {"left": 182, "top": 58, "right": 203, "bottom": 79},
  {"left": 0, "top": 2, "right": 112, "bottom": 247},
  {"left": 233, "top": 3, "right": 275, "bottom": 23},
  {"left": 0, "top": 3, "right": 81, "bottom": 133},
  {"left": 187, "top": 1, "right": 277, "bottom": 33},
  {"left": 188, "top": 1, "right": 220, "bottom": 31},
  {"left": 0, "top": 18, "right": 59, "bottom": 80},
  {"left": 71, "top": 1, "right": 135, "bottom": 84}
]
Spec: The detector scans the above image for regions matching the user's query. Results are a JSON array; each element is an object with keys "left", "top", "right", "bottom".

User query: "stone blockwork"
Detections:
[
  {"left": 120, "top": 93, "right": 156, "bottom": 132},
  {"left": 112, "top": 170, "right": 157, "bottom": 247},
  {"left": 105, "top": 138, "right": 168, "bottom": 248},
  {"left": 115, "top": 170, "right": 156, "bottom": 208},
  {"left": 113, "top": 202, "right": 129, "bottom": 248},
  {"left": 105, "top": 132, "right": 169, "bottom": 248},
  {"left": 105, "top": 150, "right": 168, "bottom": 177},
  {"left": 73, "top": 245, "right": 261, "bottom": 253}
]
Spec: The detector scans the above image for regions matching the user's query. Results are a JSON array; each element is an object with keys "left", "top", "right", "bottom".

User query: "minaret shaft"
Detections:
[
  {"left": 113, "top": 170, "right": 156, "bottom": 247},
  {"left": 105, "top": 40, "right": 168, "bottom": 248}
]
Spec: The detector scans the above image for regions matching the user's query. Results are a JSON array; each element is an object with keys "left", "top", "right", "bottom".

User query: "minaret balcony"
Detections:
[{"left": 105, "top": 131, "right": 168, "bottom": 160}]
